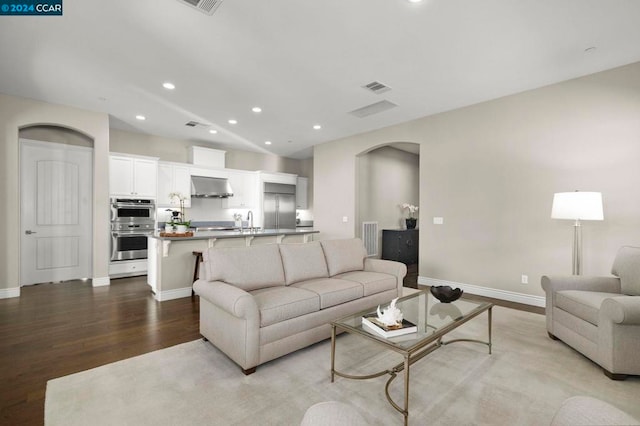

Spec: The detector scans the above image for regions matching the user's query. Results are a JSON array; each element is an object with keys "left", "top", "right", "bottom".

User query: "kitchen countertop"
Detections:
[{"left": 150, "top": 228, "right": 318, "bottom": 241}]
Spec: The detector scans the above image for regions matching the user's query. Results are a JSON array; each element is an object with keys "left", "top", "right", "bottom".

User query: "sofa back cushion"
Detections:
[
  {"left": 203, "top": 244, "right": 285, "bottom": 291},
  {"left": 611, "top": 246, "right": 640, "bottom": 296},
  {"left": 279, "top": 242, "right": 329, "bottom": 285},
  {"left": 320, "top": 238, "right": 367, "bottom": 277}
]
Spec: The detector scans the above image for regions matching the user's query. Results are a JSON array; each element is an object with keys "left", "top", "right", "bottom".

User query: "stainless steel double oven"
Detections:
[{"left": 110, "top": 198, "right": 155, "bottom": 261}]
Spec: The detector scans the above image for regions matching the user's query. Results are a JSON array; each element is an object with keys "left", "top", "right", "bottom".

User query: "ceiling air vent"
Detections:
[
  {"left": 177, "top": 0, "right": 223, "bottom": 15},
  {"left": 185, "top": 121, "right": 208, "bottom": 128},
  {"left": 362, "top": 81, "right": 391, "bottom": 94},
  {"left": 349, "top": 100, "right": 398, "bottom": 118}
]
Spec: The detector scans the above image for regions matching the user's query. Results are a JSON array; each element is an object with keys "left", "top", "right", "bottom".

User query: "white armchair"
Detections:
[{"left": 541, "top": 246, "right": 640, "bottom": 380}]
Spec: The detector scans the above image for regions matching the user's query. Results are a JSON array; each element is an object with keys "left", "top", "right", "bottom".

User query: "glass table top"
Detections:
[{"left": 332, "top": 290, "right": 492, "bottom": 351}]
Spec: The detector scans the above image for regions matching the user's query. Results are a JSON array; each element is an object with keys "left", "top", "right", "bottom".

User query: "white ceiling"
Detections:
[{"left": 1, "top": 0, "right": 640, "bottom": 159}]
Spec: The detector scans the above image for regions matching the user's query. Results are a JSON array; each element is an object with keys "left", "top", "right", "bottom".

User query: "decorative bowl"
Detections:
[{"left": 429, "top": 285, "right": 463, "bottom": 303}]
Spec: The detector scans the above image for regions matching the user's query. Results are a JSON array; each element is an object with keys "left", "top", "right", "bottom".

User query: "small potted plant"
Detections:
[
  {"left": 175, "top": 220, "right": 191, "bottom": 234},
  {"left": 401, "top": 203, "right": 419, "bottom": 229}
]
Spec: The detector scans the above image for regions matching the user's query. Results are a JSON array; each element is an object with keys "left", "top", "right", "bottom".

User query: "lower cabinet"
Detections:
[{"left": 381, "top": 229, "right": 418, "bottom": 265}]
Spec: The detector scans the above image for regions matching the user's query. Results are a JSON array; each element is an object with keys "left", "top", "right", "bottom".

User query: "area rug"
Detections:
[{"left": 45, "top": 306, "right": 640, "bottom": 425}]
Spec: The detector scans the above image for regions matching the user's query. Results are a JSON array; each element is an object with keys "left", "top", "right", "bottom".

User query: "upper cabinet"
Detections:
[
  {"left": 223, "top": 170, "right": 258, "bottom": 209},
  {"left": 109, "top": 154, "right": 158, "bottom": 198},
  {"left": 157, "top": 162, "right": 191, "bottom": 208},
  {"left": 296, "top": 177, "right": 308, "bottom": 209},
  {"left": 259, "top": 171, "right": 297, "bottom": 186}
]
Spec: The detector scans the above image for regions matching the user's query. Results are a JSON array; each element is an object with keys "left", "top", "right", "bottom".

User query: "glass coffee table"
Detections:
[{"left": 330, "top": 290, "right": 493, "bottom": 425}]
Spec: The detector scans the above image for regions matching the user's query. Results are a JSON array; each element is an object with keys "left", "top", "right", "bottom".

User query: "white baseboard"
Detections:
[
  {"left": 418, "top": 276, "right": 546, "bottom": 308},
  {"left": 92, "top": 276, "right": 110, "bottom": 287},
  {"left": 0, "top": 287, "right": 20, "bottom": 299},
  {"left": 155, "top": 287, "right": 193, "bottom": 302}
]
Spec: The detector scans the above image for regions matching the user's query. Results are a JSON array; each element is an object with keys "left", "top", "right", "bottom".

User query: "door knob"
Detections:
[{"left": 25, "top": 230, "right": 37, "bottom": 234}]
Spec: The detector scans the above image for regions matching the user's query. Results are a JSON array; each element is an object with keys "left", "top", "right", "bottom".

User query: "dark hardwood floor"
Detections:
[
  {"left": 0, "top": 277, "right": 200, "bottom": 425},
  {"left": 0, "top": 276, "right": 543, "bottom": 425}
]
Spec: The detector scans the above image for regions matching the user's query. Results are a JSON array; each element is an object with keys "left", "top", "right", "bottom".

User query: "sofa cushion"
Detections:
[
  {"left": 333, "top": 271, "right": 397, "bottom": 297},
  {"left": 250, "top": 286, "right": 320, "bottom": 327},
  {"left": 204, "top": 244, "right": 285, "bottom": 291},
  {"left": 555, "top": 290, "right": 621, "bottom": 326},
  {"left": 320, "top": 238, "right": 367, "bottom": 277},
  {"left": 291, "top": 278, "right": 363, "bottom": 309},
  {"left": 611, "top": 246, "right": 640, "bottom": 296},
  {"left": 279, "top": 242, "right": 329, "bottom": 285}
]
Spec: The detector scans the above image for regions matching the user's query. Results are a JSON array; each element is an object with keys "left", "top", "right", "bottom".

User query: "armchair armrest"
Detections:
[
  {"left": 193, "top": 279, "right": 258, "bottom": 319},
  {"left": 541, "top": 275, "right": 621, "bottom": 294},
  {"left": 601, "top": 297, "right": 640, "bottom": 325}
]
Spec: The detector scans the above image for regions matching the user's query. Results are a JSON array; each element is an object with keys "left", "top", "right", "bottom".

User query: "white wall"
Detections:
[
  {"left": 0, "top": 93, "right": 110, "bottom": 295},
  {"left": 314, "top": 61, "right": 640, "bottom": 301}
]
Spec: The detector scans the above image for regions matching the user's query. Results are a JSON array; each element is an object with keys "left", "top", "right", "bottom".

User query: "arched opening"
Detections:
[
  {"left": 355, "top": 142, "right": 420, "bottom": 287},
  {"left": 18, "top": 125, "right": 94, "bottom": 286}
]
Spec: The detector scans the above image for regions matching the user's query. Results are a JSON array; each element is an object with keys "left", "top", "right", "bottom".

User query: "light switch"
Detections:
[
  {"left": 342, "top": 216, "right": 348, "bottom": 223},
  {"left": 433, "top": 217, "right": 444, "bottom": 225}
]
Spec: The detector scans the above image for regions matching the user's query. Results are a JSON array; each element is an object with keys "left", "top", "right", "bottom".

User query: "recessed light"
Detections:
[
  {"left": 228, "top": 119, "right": 237, "bottom": 125},
  {"left": 136, "top": 115, "right": 146, "bottom": 121},
  {"left": 264, "top": 141, "right": 272, "bottom": 145},
  {"left": 252, "top": 107, "right": 262, "bottom": 113},
  {"left": 209, "top": 129, "right": 218, "bottom": 134},
  {"left": 162, "top": 82, "right": 175, "bottom": 90},
  {"left": 407, "top": 0, "right": 423, "bottom": 3},
  {"left": 313, "top": 124, "right": 322, "bottom": 130}
]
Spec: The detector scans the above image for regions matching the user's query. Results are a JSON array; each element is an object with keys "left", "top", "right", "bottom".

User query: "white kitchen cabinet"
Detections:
[
  {"left": 259, "top": 171, "right": 297, "bottom": 186},
  {"left": 189, "top": 146, "right": 226, "bottom": 168},
  {"left": 109, "top": 154, "right": 158, "bottom": 198},
  {"left": 157, "top": 162, "right": 191, "bottom": 208},
  {"left": 296, "top": 177, "right": 308, "bottom": 209},
  {"left": 223, "top": 170, "right": 258, "bottom": 209}
]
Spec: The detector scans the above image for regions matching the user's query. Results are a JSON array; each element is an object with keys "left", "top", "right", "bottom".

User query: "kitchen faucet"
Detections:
[{"left": 247, "top": 210, "right": 254, "bottom": 232}]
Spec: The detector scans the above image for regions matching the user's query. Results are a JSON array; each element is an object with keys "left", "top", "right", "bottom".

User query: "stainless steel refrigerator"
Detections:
[{"left": 263, "top": 182, "right": 296, "bottom": 229}]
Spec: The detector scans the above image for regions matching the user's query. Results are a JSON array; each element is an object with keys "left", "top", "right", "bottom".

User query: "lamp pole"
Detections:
[{"left": 572, "top": 219, "right": 582, "bottom": 275}]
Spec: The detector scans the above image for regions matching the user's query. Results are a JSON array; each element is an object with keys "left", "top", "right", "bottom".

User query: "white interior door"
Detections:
[{"left": 20, "top": 139, "right": 93, "bottom": 285}]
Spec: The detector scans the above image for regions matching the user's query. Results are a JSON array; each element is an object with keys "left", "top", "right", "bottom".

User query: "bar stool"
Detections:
[{"left": 192, "top": 250, "right": 203, "bottom": 296}]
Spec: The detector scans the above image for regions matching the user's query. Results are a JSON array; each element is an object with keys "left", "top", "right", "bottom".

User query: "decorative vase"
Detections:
[
  {"left": 405, "top": 218, "right": 417, "bottom": 229},
  {"left": 176, "top": 224, "right": 188, "bottom": 233}
]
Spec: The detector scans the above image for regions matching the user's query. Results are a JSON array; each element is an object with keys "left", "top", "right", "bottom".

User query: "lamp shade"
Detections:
[{"left": 551, "top": 191, "right": 604, "bottom": 220}]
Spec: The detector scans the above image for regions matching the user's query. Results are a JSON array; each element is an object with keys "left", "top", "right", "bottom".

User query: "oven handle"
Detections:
[{"left": 112, "top": 232, "right": 153, "bottom": 238}]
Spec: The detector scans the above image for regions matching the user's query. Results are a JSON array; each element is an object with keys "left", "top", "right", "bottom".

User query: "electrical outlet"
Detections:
[
  {"left": 521, "top": 275, "right": 528, "bottom": 284},
  {"left": 342, "top": 216, "right": 348, "bottom": 223}
]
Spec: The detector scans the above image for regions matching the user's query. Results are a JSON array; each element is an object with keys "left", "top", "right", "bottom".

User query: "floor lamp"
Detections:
[{"left": 551, "top": 191, "right": 604, "bottom": 275}]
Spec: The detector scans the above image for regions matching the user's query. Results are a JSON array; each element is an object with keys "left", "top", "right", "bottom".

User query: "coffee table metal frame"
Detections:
[{"left": 330, "top": 290, "right": 493, "bottom": 425}]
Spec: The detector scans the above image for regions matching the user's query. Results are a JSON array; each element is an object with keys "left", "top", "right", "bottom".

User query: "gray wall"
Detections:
[
  {"left": 110, "top": 128, "right": 311, "bottom": 176},
  {"left": 0, "top": 92, "right": 111, "bottom": 294},
  {"left": 314, "top": 61, "right": 640, "bottom": 300},
  {"left": 0, "top": 95, "right": 311, "bottom": 295},
  {"left": 357, "top": 146, "right": 420, "bottom": 256}
]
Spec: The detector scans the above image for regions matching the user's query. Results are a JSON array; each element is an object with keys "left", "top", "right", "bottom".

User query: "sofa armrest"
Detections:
[
  {"left": 541, "top": 275, "right": 621, "bottom": 294},
  {"left": 193, "top": 279, "right": 258, "bottom": 319},
  {"left": 601, "top": 297, "right": 640, "bottom": 325},
  {"left": 364, "top": 258, "right": 407, "bottom": 295}
]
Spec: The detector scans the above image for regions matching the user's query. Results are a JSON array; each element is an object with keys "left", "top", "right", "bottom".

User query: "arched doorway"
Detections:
[
  {"left": 356, "top": 142, "right": 420, "bottom": 286},
  {"left": 19, "top": 125, "right": 94, "bottom": 285}
]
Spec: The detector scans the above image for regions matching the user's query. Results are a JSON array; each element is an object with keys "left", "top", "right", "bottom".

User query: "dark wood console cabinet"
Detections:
[{"left": 381, "top": 229, "right": 418, "bottom": 265}]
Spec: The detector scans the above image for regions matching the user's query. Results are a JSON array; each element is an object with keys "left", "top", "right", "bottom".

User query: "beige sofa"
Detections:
[
  {"left": 541, "top": 246, "right": 640, "bottom": 379},
  {"left": 193, "top": 238, "right": 407, "bottom": 374}
]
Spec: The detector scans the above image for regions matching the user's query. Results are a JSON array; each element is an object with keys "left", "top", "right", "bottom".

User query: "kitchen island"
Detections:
[{"left": 147, "top": 228, "right": 318, "bottom": 301}]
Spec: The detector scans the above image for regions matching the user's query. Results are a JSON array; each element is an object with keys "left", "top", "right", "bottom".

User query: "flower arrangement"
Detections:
[
  {"left": 233, "top": 212, "right": 243, "bottom": 222},
  {"left": 401, "top": 203, "right": 419, "bottom": 218},
  {"left": 169, "top": 192, "right": 190, "bottom": 226}
]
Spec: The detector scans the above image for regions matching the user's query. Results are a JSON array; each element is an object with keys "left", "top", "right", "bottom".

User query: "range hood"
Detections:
[{"left": 191, "top": 176, "right": 234, "bottom": 198}]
